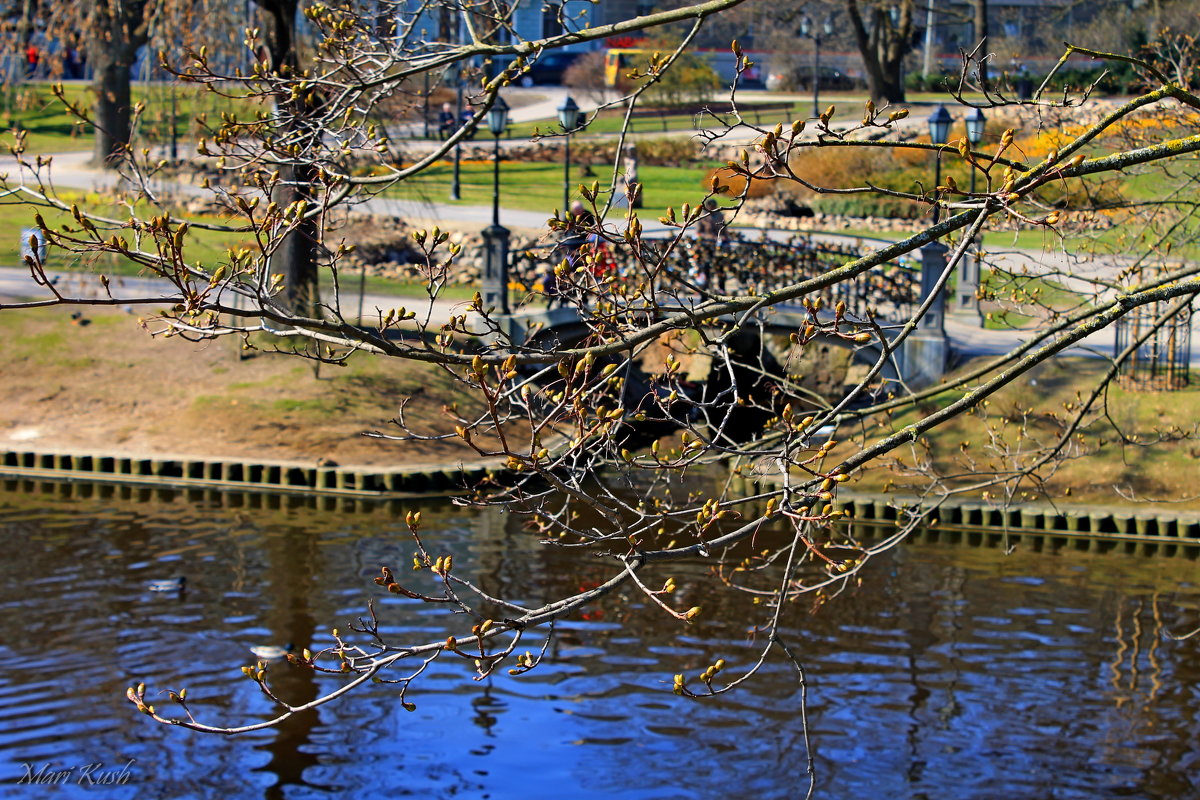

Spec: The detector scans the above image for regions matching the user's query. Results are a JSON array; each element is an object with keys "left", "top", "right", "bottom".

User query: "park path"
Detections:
[{"left": 0, "top": 145, "right": 1185, "bottom": 366}]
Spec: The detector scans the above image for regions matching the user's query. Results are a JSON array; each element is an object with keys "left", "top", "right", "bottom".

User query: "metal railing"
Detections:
[{"left": 507, "top": 232, "right": 918, "bottom": 322}]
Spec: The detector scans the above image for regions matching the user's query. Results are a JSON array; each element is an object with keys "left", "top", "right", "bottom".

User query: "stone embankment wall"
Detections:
[
  {"left": 6, "top": 447, "right": 1200, "bottom": 551},
  {"left": 0, "top": 447, "right": 495, "bottom": 498}
]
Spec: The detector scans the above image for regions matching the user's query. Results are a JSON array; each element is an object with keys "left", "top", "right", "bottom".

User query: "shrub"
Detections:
[
  {"left": 705, "top": 166, "right": 777, "bottom": 198},
  {"left": 782, "top": 144, "right": 963, "bottom": 219},
  {"left": 636, "top": 137, "right": 705, "bottom": 167},
  {"left": 904, "top": 71, "right": 955, "bottom": 94},
  {"left": 572, "top": 137, "right": 706, "bottom": 168}
]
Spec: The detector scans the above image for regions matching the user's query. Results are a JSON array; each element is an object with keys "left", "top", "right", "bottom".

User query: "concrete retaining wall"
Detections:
[
  {"left": 7, "top": 446, "right": 1198, "bottom": 554},
  {"left": 0, "top": 447, "right": 498, "bottom": 499},
  {"left": 830, "top": 490, "right": 1200, "bottom": 552}
]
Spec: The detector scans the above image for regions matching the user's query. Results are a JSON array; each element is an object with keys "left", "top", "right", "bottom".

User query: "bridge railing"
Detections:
[{"left": 507, "top": 232, "right": 918, "bottom": 322}]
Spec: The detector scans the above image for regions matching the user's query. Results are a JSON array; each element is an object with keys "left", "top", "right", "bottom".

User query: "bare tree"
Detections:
[
  {"left": 81, "top": 0, "right": 154, "bottom": 166},
  {"left": 845, "top": 0, "right": 915, "bottom": 103},
  {"left": 2, "top": 3, "right": 1200, "bottom": 788},
  {"left": 973, "top": 0, "right": 988, "bottom": 87},
  {"left": 252, "top": 0, "right": 321, "bottom": 314}
]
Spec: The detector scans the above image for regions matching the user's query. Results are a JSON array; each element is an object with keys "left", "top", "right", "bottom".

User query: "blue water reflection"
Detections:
[{"left": 0, "top": 484, "right": 1197, "bottom": 799}]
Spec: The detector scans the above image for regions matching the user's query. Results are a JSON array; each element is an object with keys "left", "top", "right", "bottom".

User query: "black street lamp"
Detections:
[
  {"left": 557, "top": 95, "right": 582, "bottom": 213},
  {"left": 169, "top": 83, "right": 178, "bottom": 162},
  {"left": 486, "top": 95, "right": 509, "bottom": 226},
  {"left": 964, "top": 106, "right": 986, "bottom": 205},
  {"left": 798, "top": 14, "right": 835, "bottom": 119},
  {"left": 482, "top": 95, "right": 511, "bottom": 314},
  {"left": 444, "top": 63, "right": 466, "bottom": 200},
  {"left": 916, "top": 103, "right": 954, "bottom": 334},
  {"left": 964, "top": 106, "right": 986, "bottom": 149},
  {"left": 953, "top": 106, "right": 987, "bottom": 325},
  {"left": 927, "top": 103, "right": 953, "bottom": 223}
]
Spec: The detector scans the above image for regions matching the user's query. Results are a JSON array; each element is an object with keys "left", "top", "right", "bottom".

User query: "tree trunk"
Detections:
[
  {"left": 846, "top": 0, "right": 913, "bottom": 105},
  {"left": 974, "top": 0, "right": 988, "bottom": 89},
  {"left": 868, "top": 62, "right": 906, "bottom": 103},
  {"left": 91, "top": 51, "right": 134, "bottom": 167},
  {"left": 269, "top": 163, "right": 322, "bottom": 318},
  {"left": 82, "top": 0, "right": 150, "bottom": 170},
  {"left": 254, "top": 0, "right": 322, "bottom": 317},
  {"left": 17, "top": 0, "right": 37, "bottom": 47}
]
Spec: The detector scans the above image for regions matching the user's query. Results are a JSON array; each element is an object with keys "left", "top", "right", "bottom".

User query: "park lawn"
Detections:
[
  {"left": 0, "top": 81, "right": 261, "bottom": 155},
  {"left": 508, "top": 102, "right": 811, "bottom": 139},
  {"left": 506, "top": 94, "right": 910, "bottom": 140},
  {"left": 842, "top": 356, "right": 1200, "bottom": 509},
  {"left": 786, "top": 220, "right": 1149, "bottom": 258},
  {"left": 0, "top": 191, "right": 248, "bottom": 277},
  {"left": 976, "top": 270, "right": 1093, "bottom": 331},
  {"left": 0, "top": 194, "right": 235, "bottom": 277},
  {"left": 0, "top": 192, "right": 463, "bottom": 300},
  {"left": 391, "top": 160, "right": 720, "bottom": 216},
  {"left": 505, "top": 89, "right": 992, "bottom": 141}
]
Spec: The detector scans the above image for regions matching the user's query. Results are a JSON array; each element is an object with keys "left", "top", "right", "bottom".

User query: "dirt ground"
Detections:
[
  {"left": 6, "top": 298, "right": 1200, "bottom": 511},
  {"left": 844, "top": 356, "right": 1200, "bottom": 510},
  {"left": 0, "top": 303, "right": 482, "bottom": 468}
]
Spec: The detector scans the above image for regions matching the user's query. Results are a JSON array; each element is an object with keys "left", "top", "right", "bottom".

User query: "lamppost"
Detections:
[
  {"left": 423, "top": 71, "right": 431, "bottom": 139},
  {"left": 917, "top": 103, "right": 953, "bottom": 334},
  {"left": 927, "top": 103, "right": 952, "bottom": 223},
  {"left": 445, "top": 64, "right": 465, "bottom": 201},
  {"left": 798, "top": 14, "right": 834, "bottom": 119},
  {"left": 952, "top": 106, "right": 986, "bottom": 324},
  {"left": 481, "top": 96, "right": 511, "bottom": 314},
  {"left": 487, "top": 96, "right": 509, "bottom": 225},
  {"left": 169, "top": 83, "right": 178, "bottom": 162},
  {"left": 964, "top": 108, "right": 985, "bottom": 185},
  {"left": 557, "top": 95, "right": 582, "bottom": 213}
]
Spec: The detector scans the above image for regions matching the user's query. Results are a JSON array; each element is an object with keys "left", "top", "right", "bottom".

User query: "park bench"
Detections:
[{"left": 624, "top": 100, "right": 797, "bottom": 132}]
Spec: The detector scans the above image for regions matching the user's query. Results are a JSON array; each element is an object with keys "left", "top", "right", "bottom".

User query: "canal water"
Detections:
[{"left": 0, "top": 482, "right": 1197, "bottom": 799}]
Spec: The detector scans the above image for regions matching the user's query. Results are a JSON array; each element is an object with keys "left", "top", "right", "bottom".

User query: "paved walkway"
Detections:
[{"left": 0, "top": 147, "right": 1191, "bottom": 367}]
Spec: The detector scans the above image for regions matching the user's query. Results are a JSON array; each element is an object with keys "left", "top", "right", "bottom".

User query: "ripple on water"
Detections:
[{"left": 0, "top": 495, "right": 1199, "bottom": 799}]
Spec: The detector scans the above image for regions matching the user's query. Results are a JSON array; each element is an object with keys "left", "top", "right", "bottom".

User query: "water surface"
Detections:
[{"left": 0, "top": 482, "right": 1197, "bottom": 799}]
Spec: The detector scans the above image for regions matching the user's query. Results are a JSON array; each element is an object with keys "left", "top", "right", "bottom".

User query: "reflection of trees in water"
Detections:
[
  {"left": 1100, "top": 591, "right": 1200, "bottom": 796},
  {"left": 4, "top": 486, "right": 1200, "bottom": 796},
  {"left": 253, "top": 525, "right": 324, "bottom": 799}
]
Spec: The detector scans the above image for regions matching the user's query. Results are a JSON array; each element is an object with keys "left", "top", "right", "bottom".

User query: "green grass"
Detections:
[
  {"left": 0, "top": 191, "right": 476, "bottom": 300},
  {"left": 507, "top": 101, "right": 810, "bottom": 138},
  {"left": 11, "top": 330, "right": 66, "bottom": 355},
  {"left": 270, "top": 397, "right": 343, "bottom": 414},
  {"left": 0, "top": 81, "right": 258, "bottom": 155},
  {"left": 503, "top": 91, "right": 988, "bottom": 140},
  {"left": 784, "top": 221, "right": 1088, "bottom": 253},
  {"left": 853, "top": 356, "right": 1200, "bottom": 508},
  {"left": 391, "top": 160, "right": 719, "bottom": 216},
  {"left": 0, "top": 192, "right": 249, "bottom": 276}
]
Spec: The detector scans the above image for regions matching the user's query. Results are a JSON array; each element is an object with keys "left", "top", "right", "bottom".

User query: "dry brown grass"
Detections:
[
  {"left": 844, "top": 357, "right": 1200, "bottom": 509},
  {"left": 0, "top": 306, "right": 486, "bottom": 467}
]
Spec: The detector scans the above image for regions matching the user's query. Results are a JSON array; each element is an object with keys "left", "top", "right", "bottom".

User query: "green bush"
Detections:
[
  {"left": 904, "top": 71, "right": 954, "bottom": 94},
  {"left": 806, "top": 194, "right": 926, "bottom": 219},
  {"left": 572, "top": 136, "right": 706, "bottom": 168}
]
